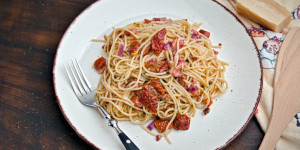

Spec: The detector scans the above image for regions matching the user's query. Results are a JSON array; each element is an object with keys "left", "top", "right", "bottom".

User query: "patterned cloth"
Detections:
[{"left": 216, "top": 0, "right": 300, "bottom": 149}]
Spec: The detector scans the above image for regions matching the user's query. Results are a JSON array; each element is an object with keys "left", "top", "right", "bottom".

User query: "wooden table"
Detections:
[{"left": 0, "top": 0, "right": 264, "bottom": 149}]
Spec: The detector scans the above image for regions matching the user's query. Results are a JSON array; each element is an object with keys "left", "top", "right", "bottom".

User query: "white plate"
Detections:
[{"left": 53, "top": 0, "right": 263, "bottom": 149}]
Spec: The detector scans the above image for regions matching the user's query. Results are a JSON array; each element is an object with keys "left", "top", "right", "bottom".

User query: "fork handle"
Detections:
[
  {"left": 118, "top": 132, "right": 140, "bottom": 150},
  {"left": 95, "top": 104, "right": 139, "bottom": 150}
]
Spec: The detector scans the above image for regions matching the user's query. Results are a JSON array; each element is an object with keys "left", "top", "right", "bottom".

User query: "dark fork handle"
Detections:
[
  {"left": 118, "top": 132, "right": 140, "bottom": 150},
  {"left": 106, "top": 117, "right": 139, "bottom": 150}
]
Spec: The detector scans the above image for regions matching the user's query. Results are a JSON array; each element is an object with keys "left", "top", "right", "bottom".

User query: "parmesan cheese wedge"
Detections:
[{"left": 236, "top": 0, "right": 291, "bottom": 32}]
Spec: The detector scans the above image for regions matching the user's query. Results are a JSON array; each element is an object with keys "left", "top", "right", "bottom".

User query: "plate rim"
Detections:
[{"left": 52, "top": 0, "right": 263, "bottom": 149}]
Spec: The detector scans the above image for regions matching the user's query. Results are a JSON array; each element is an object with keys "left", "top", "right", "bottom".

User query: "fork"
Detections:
[{"left": 64, "top": 59, "right": 140, "bottom": 150}]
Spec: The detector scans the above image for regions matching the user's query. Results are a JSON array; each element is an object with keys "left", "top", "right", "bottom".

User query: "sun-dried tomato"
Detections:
[
  {"left": 156, "top": 135, "right": 162, "bottom": 141},
  {"left": 145, "top": 59, "right": 158, "bottom": 72},
  {"left": 151, "top": 28, "right": 167, "bottom": 56},
  {"left": 130, "top": 96, "right": 142, "bottom": 107},
  {"left": 199, "top": 29, "right": 210, "bottom": 38},
  {"left": 150, "top": 78, "right": 165, "bottom": 95},
  {"left": 144, "top": 19, "right": 152, "bottom": 24},
  {"left": 128, "top": 40, "right": 140, "bottom": 56},
  {"left": 203, "top": 107, "right": 210, "bottom": 115},
  {"left": 173, "top": 114, "right": 190, "bottom": 130},
  {"left": 94, "top": 57, "right": 106, "bottom": 74},
  {"left": 154, "top": 119, "right": 173, "bottom": 133},
  {"left": 139, "top": 85, "right": 159, "bottom": 114},
  {"left": 142, "top": 47, "right": 151, "bottom": 56}
]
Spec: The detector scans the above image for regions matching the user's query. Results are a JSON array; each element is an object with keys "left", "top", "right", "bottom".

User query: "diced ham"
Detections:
[
  {"left": 130, "top": 96, "right": 143, "bottom": 107},
  {"left": 191, "top": 78, "right": 197, "bottom": 84},
  {"left": 173, "top": 114, "right": 190, "bottom": 130},
  {"left": 172, "top": 39, "right": 177, "bottom": 50},
  {"left": 129, "top": 29, "right": 140, "bottom": 34},
  {"left": 150, "top": 78, "right": 165, "bottom": 95},
  {"left": 191, "top": 29, "right": 201, "bottom": 39},
  {"left": 117, "top": 44, "right": 124, "bottom": 57},
  {"left": 191, "top": 89, "right": 202, "bottom": 96},
  {"left": 159, "top": 61, "right": 169, "bottom": 73},
  {"left": 179, "top": 75, "right": 186, "bottom": 87},
  {"left": 171, "top": 64, "right": 184, "bottom": 77},
  {"left": 154, "top": 120, "right": 173, "bottom": 133},
  {"left": 94, "top": 57, "right": 106, "bottom": 74},
  {"left": 151, "top": 28, "right": 167, "bottom": 56}
]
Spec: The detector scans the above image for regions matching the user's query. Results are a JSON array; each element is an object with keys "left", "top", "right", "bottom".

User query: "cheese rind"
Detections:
[{"left": 237, "top": 0, "right": 291, "bottom": 32}]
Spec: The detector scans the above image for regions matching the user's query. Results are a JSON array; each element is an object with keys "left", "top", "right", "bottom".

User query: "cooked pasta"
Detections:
[{"left": 93, "top": 18, "right": 228, "bottom": 143}]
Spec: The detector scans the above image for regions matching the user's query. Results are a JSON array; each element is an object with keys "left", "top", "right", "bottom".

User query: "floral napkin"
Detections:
[{"left": 216, "top": 0, "right": 300, "bottom": 149}]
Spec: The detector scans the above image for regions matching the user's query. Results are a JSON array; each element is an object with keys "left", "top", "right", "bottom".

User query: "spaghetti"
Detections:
[{"left": 93, "top": 18, "right": 228, "bottom": 143}]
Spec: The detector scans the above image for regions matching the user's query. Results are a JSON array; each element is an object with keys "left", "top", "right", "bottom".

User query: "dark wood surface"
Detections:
[{"left": 0, "top": 0, "right": 264, "bottom": 149}]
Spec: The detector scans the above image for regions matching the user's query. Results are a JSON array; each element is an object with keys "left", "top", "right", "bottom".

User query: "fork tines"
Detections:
[{"left": 64, "top": 59, "right": 92, "bottom": 97}]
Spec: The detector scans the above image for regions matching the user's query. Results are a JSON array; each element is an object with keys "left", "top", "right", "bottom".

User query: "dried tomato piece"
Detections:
[
  {"left": 142, "top": 47, "right": 151, "bottom": 56},
  {"left": 173, "top": 114, "right": 190, "bottom": 130},
  {"left": 144, "top": 19, "right": 152, "bottom": 24},
  {"left": 140, "top": 85, "right": 159, "bottom": 114},
  {"left": 94, "top": 57, "right": 106, "bottom": 73},
  {"left": 199, "top": 29, "right": 210, "bottom": 38},
  {"left": 150, "top": 78, "right": 165, "bottom": 95},
  {"left": 145, "top": 59, "right": 158, "bottom": 72},
  {"left": 156, "top": 135, "right": 162, "bottom": 141},
  {"left": 154, "top": 120, "right": 173, "bottom": 133},
  {"left": 130, "top": 96, "right": 143, "bottom": 107},
  {"left": 151, "top": 28, "right": 167, "bottom": 56},
  {"left": 203, "top": 107, "right": 210, "bottom": 115},
  {"left": 128, "top": 40, "right": 140, "bottom": 56}
]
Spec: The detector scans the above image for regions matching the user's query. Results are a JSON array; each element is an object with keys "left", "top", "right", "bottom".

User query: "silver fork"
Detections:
[{"left": 64, "top": 59, "right": 139, "bottom": 150}]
